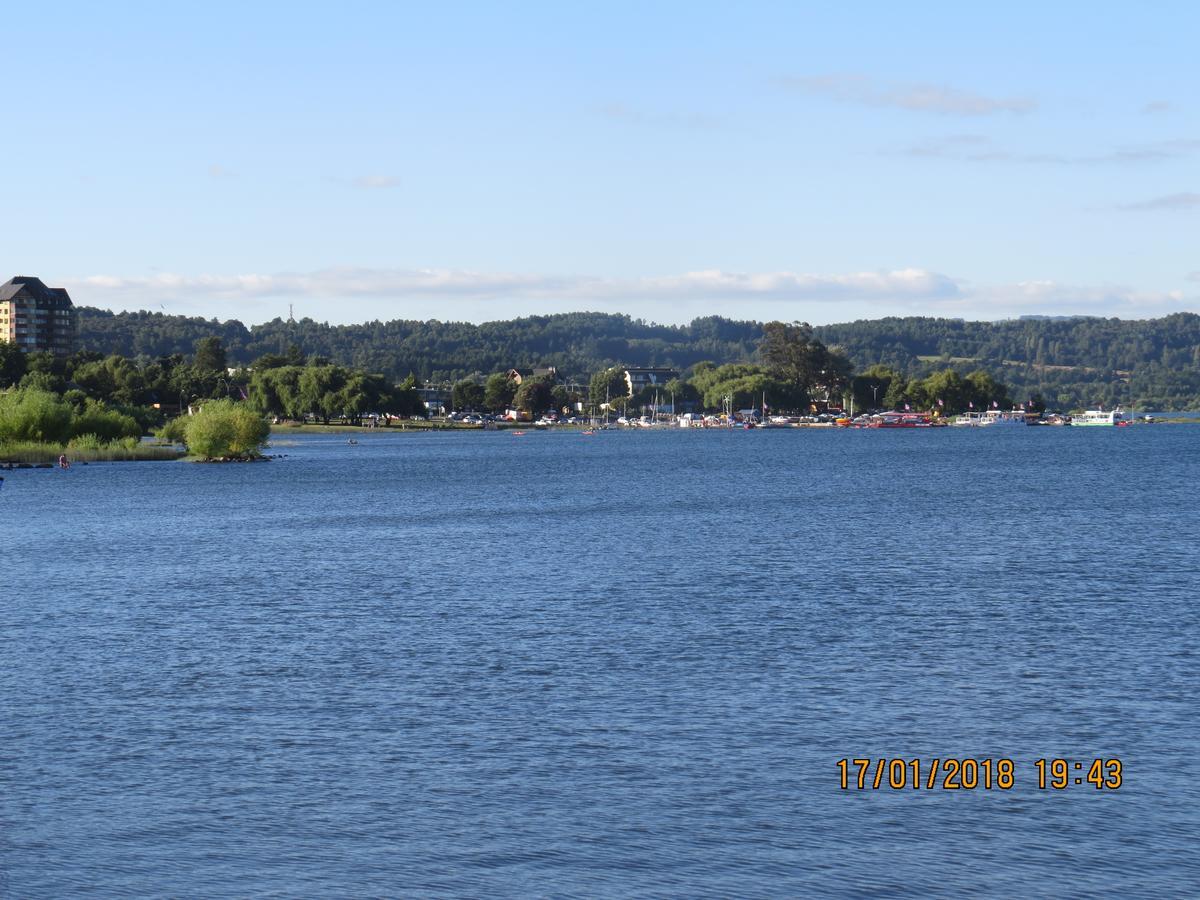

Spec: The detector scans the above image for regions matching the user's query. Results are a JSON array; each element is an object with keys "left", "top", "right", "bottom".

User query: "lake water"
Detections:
[{"left": 2, "top": 427, "right": 1198, "bottom": 897}]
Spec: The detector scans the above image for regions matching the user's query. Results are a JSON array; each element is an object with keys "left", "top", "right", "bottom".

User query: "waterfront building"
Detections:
[
  {"left": 0, "top": 276, "right": 76, "bottom": 355},
  {"left": 623, "top": 366, "right": 679, "bottom": 395}
]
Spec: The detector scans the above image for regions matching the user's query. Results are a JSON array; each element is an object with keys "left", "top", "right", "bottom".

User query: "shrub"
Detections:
[
  {"left": 183, "top": 399, "right": 270, "bottom": 459},
  {"left": 0, "top": 388, "right": 75, "bottom": 444},
  {"left": 71, "top": 403, "right": 141, "bottom": 442},
  {"left": 67, "top": 433, "right": 105, "bottom": 451},
  {"left": 155, "top": 416, "right": 189, "bottom": 444}
]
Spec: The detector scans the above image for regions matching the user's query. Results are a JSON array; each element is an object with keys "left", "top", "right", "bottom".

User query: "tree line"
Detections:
[
  {"left": 74, "top": 307, "right": 1200, "bottom": 409},
  {"left": 0, "top": 338, "right": 426, "bottom": 433}
]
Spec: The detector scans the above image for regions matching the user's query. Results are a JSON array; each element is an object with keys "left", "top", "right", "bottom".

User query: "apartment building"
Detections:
[{"left": 0, "top": 276, "right": 76, "bottom": 355}]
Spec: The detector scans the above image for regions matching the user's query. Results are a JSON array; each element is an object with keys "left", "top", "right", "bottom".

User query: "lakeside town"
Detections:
[{"left": 1, "top": 274, "right": 1188, "bottom": 465}]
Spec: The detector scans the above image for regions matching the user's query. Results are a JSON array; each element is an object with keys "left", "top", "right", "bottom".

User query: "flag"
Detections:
[
  {"left": 992, "top": 400, "right": 999, "bottom": 408},
  {"left": 904, "top": 403, "right": 911, "bottom": 411},
  {"left": 968, "top": 400, "right": 974, "bottom": 409},
  {"left": 937, "top": 398, "right": 944, "bottom": 407}
]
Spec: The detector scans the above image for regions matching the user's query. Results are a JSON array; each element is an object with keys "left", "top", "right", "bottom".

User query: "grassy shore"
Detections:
[{"left": 0, "top": 441, "right": 185, "bottom": 464}]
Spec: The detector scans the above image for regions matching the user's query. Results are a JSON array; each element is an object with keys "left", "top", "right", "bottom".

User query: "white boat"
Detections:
[
  {"left": 952, "top": 412, "right": 985, "bottom": 426},
  {"left": 1071, "top": 408, "right": 1129, "bottom": 427},
  {"left": 979, "top": 409, "right": 1029, "bottom": 427}
]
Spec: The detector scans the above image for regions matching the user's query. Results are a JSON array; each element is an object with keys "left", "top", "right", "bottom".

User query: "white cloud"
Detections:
[
  {"left": 1118, "top": 192, "right": 1200, "bottom": 211},
  {"left": 65, "top": 266, "right": 962, "bottom": 304},
  {"left": 781, "top": 74, "right": 1035, "bottom": 116},
  {"left": 207, "top": 164, "right": 235, "bottom": 178},
  {"left": 963, "top": 280, "right": 1193, "bottom": 319},
  {"left": 1141, "top": 100, "right": 1172, "bottom": 114},
  {"left": 61, "top": 267, "right": 1198, "bottom": 325},
  {"left": 901, "top": 135, "right": 1200, "bottom": 165}
]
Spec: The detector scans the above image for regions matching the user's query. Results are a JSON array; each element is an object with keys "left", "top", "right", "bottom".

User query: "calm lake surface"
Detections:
[{"left": 3, "top": 427, "right": 1198, "bottom": 898}]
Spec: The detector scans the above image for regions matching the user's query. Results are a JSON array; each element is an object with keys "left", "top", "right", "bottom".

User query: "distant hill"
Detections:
[{"left": 76, "top": 307, "right": 1200, "bottom": 410}]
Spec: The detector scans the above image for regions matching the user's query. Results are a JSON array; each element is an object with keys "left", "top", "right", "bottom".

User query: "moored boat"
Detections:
[
  {"left": 1071, "top": 408, "right": 1129, "bottom": 427},
  {"left": 867, "top": 412, "right": 935, "bottom": 428},
  {"left": 979, "top": 409, "right": 1030, "bottom": 427}
]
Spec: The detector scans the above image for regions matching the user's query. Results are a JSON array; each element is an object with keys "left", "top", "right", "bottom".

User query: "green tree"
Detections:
[
  {"left": 514, "top": 378, "right": 553, "bottom": 416},
  {"left": 389, "top": 374, "right": 426, "bottom": 418},
  {"left": 183, "top": 399, "right": 270, "bottom": 459},
  {"left": 850, "top": 365, "right": 901, "bottom": 411},
  {"left": 193, "top": 336, "right": 228, "bottom": 373},
  {"left": 452, "top": 379, "right": 486, "bottom": 410},
  {"left": 965, "top": 370, "right": 1013, "bottom": 410},
  {"left": 589, "top": 367, "right": 629, "bottom": 408},
  {"left": 297, "top": 364, "right": 347, "bottom": 424},
  {"left": 759, "top": 321, "right": 851, "bottom": 403},
  {"left": 71, "top": 401, "right": 142, "bottom": 442},
  {"left": 550, "top": 384, "right": 574, "bottom": 415},
  {"left": 72, "top": 355, "right": 147, "bottom": 406},
  {"left": 0, "top": 388, "right": 75, "bottom": 444},
  {"left": 0, "top": 342, "right": 26, "bottom": 388},
  {"left": 484, "top": 372, "right": 517, "bottom": 412},
  {"left": 883, "top": 376, "right": 912, "bottom": 410},
  {"left": 916, "top": 369, "right": 972, "bottom": 414}
]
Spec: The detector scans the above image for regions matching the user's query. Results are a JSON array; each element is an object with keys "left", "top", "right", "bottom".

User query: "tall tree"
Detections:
[
  {"left": 452, "top": 379, "right": 486, "bottom": 410},
  {"left": 759, "top": 321, "right": 852, "bottom": 404},
  {"left": 0, "top": 341, "right": 27, "bottom": 388},
  {"left": 514, "top": 378, "right": 553, "bottom": 416},
  {"left": 483, "top": 372, "right": 516, "bottom": 412},
  {"left": 193, "top": 336, "right": 228, "bottom": 373},
  {"left": 589, "top": 367, "right": 629, "bottom": 407}
]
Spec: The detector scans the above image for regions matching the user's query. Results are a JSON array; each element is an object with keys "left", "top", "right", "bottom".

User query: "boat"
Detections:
[
  {"left": 979, "top": 408, "right": 1029, "bottom": 427},
  {"left": 1071, "top": 408, "right": 1129, "bottom": 427},
  {"left": 867, "top": 412, "right": 935, "bottom": 428},
  {"left": 952, "top": 412, "right": 985, "bottom": 426}
]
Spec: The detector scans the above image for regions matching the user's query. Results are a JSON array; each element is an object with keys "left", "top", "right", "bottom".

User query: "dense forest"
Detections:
[{"left": 75, "top": 308, "right": 1200, "bottom": 410}]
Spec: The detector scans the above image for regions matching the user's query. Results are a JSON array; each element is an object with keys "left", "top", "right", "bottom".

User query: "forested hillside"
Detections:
[{"left": 76, "top": 308, "right": 1200, "bottom": 410}]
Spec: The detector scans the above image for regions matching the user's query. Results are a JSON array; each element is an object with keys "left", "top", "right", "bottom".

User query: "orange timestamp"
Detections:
[{"left": 836, "top": 758, "right": 1123, "bottom": 791}]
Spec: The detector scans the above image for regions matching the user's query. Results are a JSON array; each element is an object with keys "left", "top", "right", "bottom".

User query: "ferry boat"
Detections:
[
  {"left": 1071, "top": 408, "right": 1129, "bottom": 427},
  {"left": 979, "top": 409, "right": 1029, "bottom": 427},
  {"left": 952, "top": 412, "right": 985, "bottom": 426}
]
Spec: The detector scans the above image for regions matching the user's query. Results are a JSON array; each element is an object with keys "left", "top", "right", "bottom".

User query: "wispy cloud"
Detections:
[
  {"left": 67, "top": 267, "right": 962, "bottom": 303},
  {"left": 62, "top": 267, "right": 1198, "bottom": 324},
  {"left": 351, "top": 175, "right": 400, "bottom": 189},
  {"left": 1117, "top": 192, "right": 1200, "bottom": 211},
  {"left": 1142, "top": 100, "right": 1172, "bottom": 114},
  {"left": 780, "top": 73, "right": 1035, "bottom": 116},
  {"left": 900, "top": 135, "right": 1200, "bottom": 165},
  {"left": 207, "top": 164, "right": 235, "bottom": 178},
  {"left": 974, "top": 280, "right": 1190, "bottom": 314}
]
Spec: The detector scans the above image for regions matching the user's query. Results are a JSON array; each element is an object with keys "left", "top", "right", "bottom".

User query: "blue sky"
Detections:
[{"left": 2, "top": 1, "right": 1196, "bottom": 325}]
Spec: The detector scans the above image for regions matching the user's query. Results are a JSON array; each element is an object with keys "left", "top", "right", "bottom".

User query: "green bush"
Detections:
[
  {"left": 155, "top": 416, "right": 190, "bottom": 444},
  {"left": 183, "top": 399, "right": 270, "bottom": 459},
  {"left": 71, "top": 403, "right": 141, "bottom": 442},
  {"left": 0, "top": 388, "right": 75, "bottom": 444},
  {"left": 67, "top": 433, "right": 105, "bottom": 451}
]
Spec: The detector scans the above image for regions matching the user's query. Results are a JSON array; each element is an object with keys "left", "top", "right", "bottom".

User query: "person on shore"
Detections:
[{"left": 58, "top": 454, "right": 71, "bottom": 470}]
